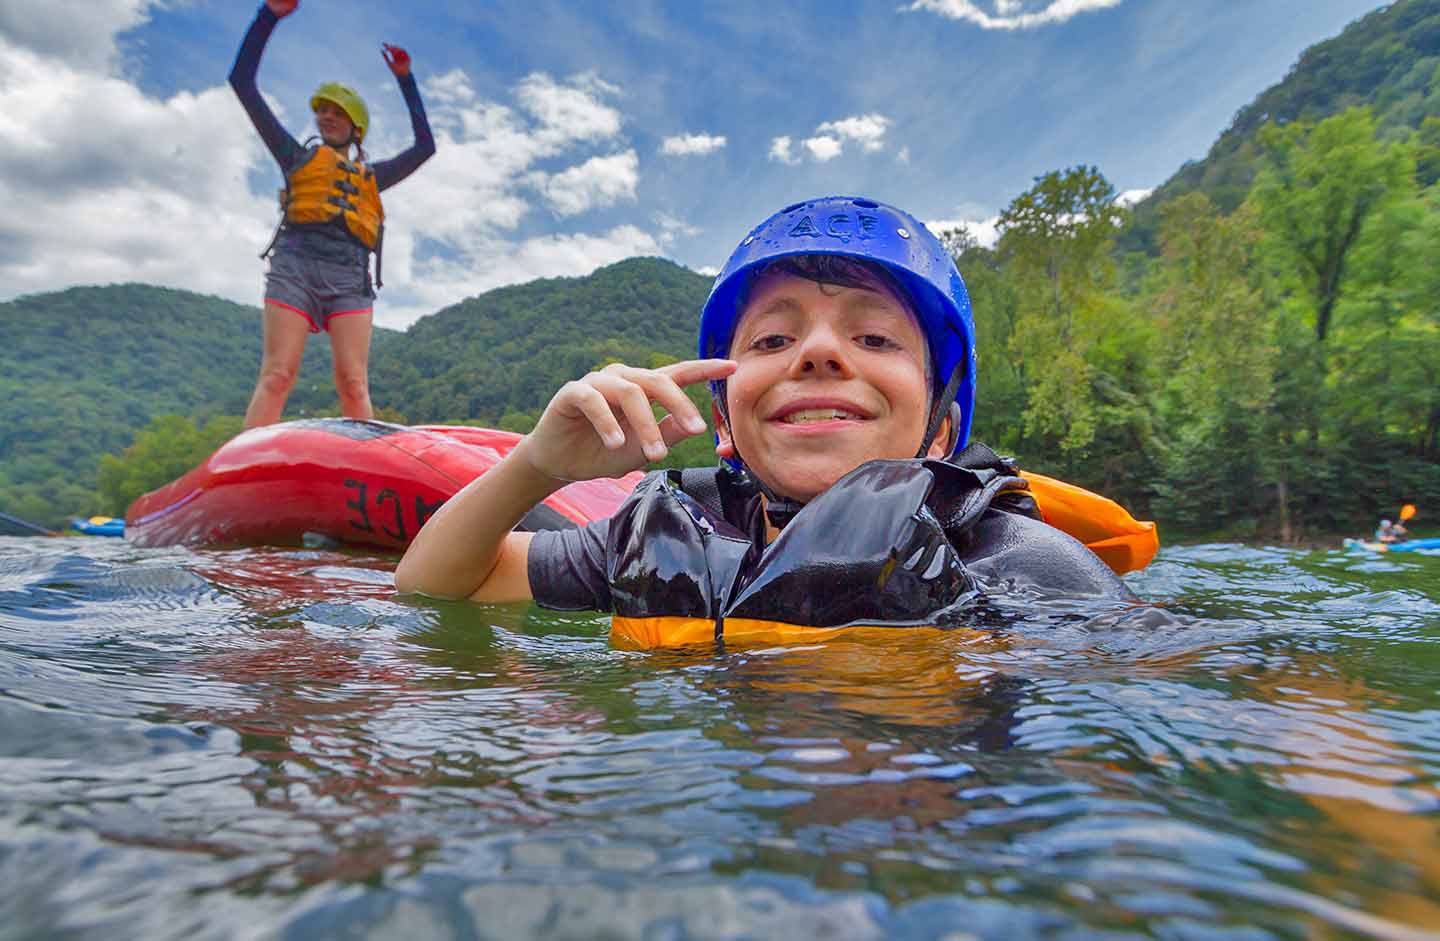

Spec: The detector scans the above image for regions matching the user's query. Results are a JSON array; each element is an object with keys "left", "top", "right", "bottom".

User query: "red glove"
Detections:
[
  {"left": 382, "top": 43, "right": 412, "bottom": 77},
  {"left": 265, "top": 0, "right": 298, "bottom": 18}
]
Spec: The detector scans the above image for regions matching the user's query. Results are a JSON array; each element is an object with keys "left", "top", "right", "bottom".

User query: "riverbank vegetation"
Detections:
[
  {"left": 956, "top": 105, "right": 1440, "bottom": 542},
  {"left": 4, "top": 1, "right": 1438, "bottom": 542}
]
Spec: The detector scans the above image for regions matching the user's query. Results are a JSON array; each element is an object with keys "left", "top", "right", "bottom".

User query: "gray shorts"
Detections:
[{"left": 264, "top": 250, "right": 374, "bottom": 333}]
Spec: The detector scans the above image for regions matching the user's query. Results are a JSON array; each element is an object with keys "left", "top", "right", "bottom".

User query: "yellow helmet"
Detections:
[{"left": 310, "top": 82, "right": 369, "bottom": 141}]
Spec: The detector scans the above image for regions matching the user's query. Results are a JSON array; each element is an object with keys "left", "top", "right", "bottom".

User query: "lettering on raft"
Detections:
[{"left": 344, "top": 479, "right": 445, "bottom": 540}]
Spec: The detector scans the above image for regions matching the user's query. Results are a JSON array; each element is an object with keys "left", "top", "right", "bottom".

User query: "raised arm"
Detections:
[
  {"left": 394, "top": 359, "right": 735, "bottom": 603},
  {"left": 227, "top": 1, "right": 305, "bottom": 169},
  {"left": 372, "top": 44, "right": 436, "bottom": 191}
]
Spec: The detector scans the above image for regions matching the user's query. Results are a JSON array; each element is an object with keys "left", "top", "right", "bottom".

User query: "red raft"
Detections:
[{"left": 125, "top": 418, "right": 643, "bottom": 550}]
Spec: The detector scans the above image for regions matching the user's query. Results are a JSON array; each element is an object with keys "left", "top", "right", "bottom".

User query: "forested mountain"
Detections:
[
  {"left": 0, "top": 260, "right": 710, "bottom": 528},
  {"left": 370, "top": 257, "right": 709, "bottom": 425},
  {"left": 6, "top": 1, "right": 1440, "bottom": 540},
  {"left": 0, "top": 284, "right": 390, "bottom": 527},
  {"left": 1124, "top": 0, "right": 1440, "bottom": 251}
]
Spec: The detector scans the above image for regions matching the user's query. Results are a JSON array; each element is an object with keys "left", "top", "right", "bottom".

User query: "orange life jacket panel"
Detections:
[
  {"left": 284, "top": 145, "right": 384, "bottom": 250},
  {"left": 1020, "top": 470, "right": 1158, "bottom": 575}
]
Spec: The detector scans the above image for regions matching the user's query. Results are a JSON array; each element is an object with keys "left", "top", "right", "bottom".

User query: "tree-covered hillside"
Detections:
[
  {"left": 1, "top": 284, "right": 406, "bottom": 527},
  {"left": 371, "top": 257, "right": 710, "bottom": 425},
  {"left": 0, "top": 262, "right": 710, "bottom": 528},
  {"left": 1124, "top": 0, "right": 1440, "bottom": 251}
]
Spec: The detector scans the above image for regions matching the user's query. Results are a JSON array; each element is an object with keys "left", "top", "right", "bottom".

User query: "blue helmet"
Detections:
[{"left": 698, "top": 196, "right": 977, "bottom": 454}]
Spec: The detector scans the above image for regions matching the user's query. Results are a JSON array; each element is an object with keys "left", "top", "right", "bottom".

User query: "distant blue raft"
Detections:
[
  {"left": 1344, "top": 537, "right": 1440, "bottom": 554},
  {"left": 72, "top": 516, "right": 125, "bottom": 537}
]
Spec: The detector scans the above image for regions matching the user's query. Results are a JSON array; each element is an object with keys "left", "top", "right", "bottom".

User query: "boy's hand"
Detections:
[
  {"left": 265, "top": 0, "right": 299, "bottom": 18},
  {"left": 382, "top": 43, "right": 411, "bottom": 77},
  {"left": 520, "top": 359, "right": 736, "bottom": 482}
]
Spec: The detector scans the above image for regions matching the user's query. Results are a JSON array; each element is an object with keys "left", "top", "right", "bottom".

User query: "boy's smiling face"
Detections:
[{"left": 714, "top": 265, "right": 948, "bottom": 504}]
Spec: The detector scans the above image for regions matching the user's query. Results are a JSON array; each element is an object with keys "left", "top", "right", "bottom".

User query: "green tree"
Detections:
[
  {"left": 1248, "top": 108, "right": 1415, "bottom": 344},
  {"left": 1404, "top": 182, "right": 1440, "bottom": 457},
  {"left": 1147, "top": 194, "right": 1277, "bottom": 534},
  {"left": 997, "top": 166, "right": 1130, "bottom": 465},
  {"left": 941, "top": 226, "right": 1024, "bottom": 453},
  {"left": 1246, "top": 108, "right": 1430, "bottom": 535},
  {"left": 97, "top": 414, "right": 243, "bottom": 513},
  {"left": 1417, "top": 115, "right": 1440, "bottom": 188}
]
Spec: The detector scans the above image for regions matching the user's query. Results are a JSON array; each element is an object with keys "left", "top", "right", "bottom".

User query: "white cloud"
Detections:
[
  {"left": 816, "top": 113, "right": 891, "bottom": 152},
  {"left": 0, "top": 18, "right": 663, "bottom": 330},
  {"left": 348, "top": 71, "right": 654, "bottom": 326},
  {"left": 768, "top": 136, "right": 798, "bottom": 165},
  {"left": 772, "top": 113, "right": 893, "bottom": 163},
  {"left": 0, "top": 0, "right": 157, "bottom": 69},
  {"left": 1116, "top": 187, "right": 1153, "bottom": 208},
  {"left": 660, "top": 132, "right": 727, "bottom": 156},
  {"left": 926, "top": 216, "right": 1002, "bottom": 249},
  {"left": 907, "top": 0, "right": 1122, "bottom": 30},
  {"left": 515, "top": 71, "right": 623, "bottom": 149},
  {"left": 532, "top": 150, "right": 640, "bottom": 216},
  {"left": 0, "top": 34, "right": 274, "bottom": 305},
  {"left": 655, "top": 213, "right": 700, "bottom": 239},
  {"left": 384, "top": 225, "right": 663, "bottom": 326},
  {"left": 803, "top": 135, "right": 843, "bottom": 162},
  {"left": 422, "top": 68, "right": 479, "bottom": 107}
]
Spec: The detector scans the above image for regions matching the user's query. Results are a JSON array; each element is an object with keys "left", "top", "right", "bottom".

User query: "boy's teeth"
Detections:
[{"left": 781, "top": 409, "right": 859, "bottom": 424}]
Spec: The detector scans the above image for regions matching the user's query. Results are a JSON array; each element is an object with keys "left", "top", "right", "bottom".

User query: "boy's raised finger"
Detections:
[
  {"left": 590, "top": 373, "right": 667, "bottom": 459},
  {"left": 564, "top": 381, "right": 626, "bottom": 449},
  {"left": 659, "top": 358, "right": 737, "bottom": 389},
  {"left": 610, "top": 366, "right": 708, "bottom": 436},
  {"left": 657, "top": 413, "right": 703, "bottom": 448}
]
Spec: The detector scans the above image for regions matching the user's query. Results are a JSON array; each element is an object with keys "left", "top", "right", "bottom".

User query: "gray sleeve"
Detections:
[
  {"left": 527, "top": 519, "right": 613, "bottom": 611},
  {"left": 959, "top": 510, "right": 1137, "bottom": 600}
]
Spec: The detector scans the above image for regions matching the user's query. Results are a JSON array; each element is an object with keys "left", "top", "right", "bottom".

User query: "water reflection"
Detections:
[{"left": 1, "top": 537, "right": 1438, "bottom": 938}]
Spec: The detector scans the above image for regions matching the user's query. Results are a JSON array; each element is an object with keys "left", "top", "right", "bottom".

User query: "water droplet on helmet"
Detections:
[{"left": 896, "top": 227, "right": 911, "bottom": 239}]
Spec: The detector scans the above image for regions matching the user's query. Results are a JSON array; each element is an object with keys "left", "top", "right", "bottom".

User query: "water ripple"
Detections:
[{"left": 0, "top": 537, "right": 1437, "bottom": 938}]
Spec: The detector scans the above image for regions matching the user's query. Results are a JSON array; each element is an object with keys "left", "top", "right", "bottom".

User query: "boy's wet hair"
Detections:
[{"left": 753, "top": 256, "right": 912, "bottom": 311}]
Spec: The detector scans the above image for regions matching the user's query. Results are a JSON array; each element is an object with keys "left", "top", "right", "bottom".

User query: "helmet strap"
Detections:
[
  {"left": 917, "top": 362, "right": 966, "bottom": 459},
  {"left": 712, "top": 380, "right": 804, "bottom": 531},
  {"left": 761, "top": 495, "right": 804, "bottom": 530}
]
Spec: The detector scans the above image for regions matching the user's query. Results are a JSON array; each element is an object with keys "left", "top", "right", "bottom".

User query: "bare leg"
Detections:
[
  {"left": 327, "top": 310, "right": 375, "bottom": 420},
  {"left": 244, "top": 302, "right": 312, "bottom": 429}
]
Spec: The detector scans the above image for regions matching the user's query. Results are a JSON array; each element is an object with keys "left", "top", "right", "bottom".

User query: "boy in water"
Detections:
[{"left": 396, "top": 197, "right": 1131, "bottom": 641}]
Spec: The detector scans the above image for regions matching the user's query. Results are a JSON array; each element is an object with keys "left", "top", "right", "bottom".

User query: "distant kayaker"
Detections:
[
  {"left": 1375, "top": 519, "right": 1408, "bottom": 544},
  {"left": 229, "top": 0, "right": 435, "bottom": 429},
  {"left": 396, "top": 197, "right": 1142, "bottom": 645}
]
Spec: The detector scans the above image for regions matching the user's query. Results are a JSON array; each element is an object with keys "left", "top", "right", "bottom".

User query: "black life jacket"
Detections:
[{"left": 608, "top": 443, "right": 1040, "bottom": 649}]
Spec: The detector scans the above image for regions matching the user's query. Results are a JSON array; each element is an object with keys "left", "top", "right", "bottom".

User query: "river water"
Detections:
[{"left": 1, "top": 535, "right": 1437, "bottom": 940}]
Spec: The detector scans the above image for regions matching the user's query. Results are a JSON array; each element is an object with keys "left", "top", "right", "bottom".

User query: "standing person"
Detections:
[{"left": 229, "top": 0, "right": 435, "bottom": 429}]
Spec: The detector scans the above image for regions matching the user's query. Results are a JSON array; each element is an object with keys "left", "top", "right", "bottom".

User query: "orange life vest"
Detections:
[
  {"left": 1019, "top": 471, "right": 1158, "bottom": 575},
  {"left": 283, "top": 145, "right": 384, "bottom": 250}
]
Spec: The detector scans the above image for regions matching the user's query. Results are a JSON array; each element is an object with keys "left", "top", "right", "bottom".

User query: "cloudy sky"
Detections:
[{"left": 0, "top": 0, "right": 1384, "bottom": 328}]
